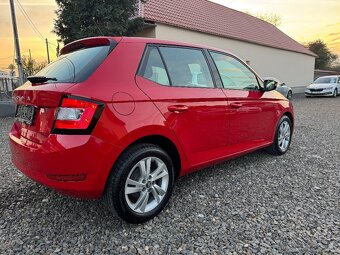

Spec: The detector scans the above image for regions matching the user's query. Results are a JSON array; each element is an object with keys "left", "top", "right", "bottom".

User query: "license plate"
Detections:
[{"left": 15, "top": 105, "right": 35, "bottom": 125}]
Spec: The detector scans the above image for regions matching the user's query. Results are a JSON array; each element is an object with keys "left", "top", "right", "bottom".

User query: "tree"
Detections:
[
  {"left": 53, "top": 0, "right": 146, "bottom": 44},
  {"left": 306, "top": 39, "right": 338, "bottom": 69},
  {"left": 22, "top": 55, "right": 47, "bottom": 77},
  {"left": 244, "top": 11, "right": 283, "bottom": 27},
  {"left": 8, "top": 64, "right": 15, "bottom": 76}
]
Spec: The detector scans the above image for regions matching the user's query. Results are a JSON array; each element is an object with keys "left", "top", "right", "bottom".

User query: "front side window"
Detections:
[
  {"left": 158, "top": 47, "right": 214, "bottom": 88},
  {"left": 210, "top": 52, "right": 259, "bottom": 90},
  {"left": 140, "top": 47, "right": 170, "bottom": 86}
]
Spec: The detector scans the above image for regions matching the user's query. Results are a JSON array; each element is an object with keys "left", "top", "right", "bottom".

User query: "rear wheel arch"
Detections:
[
  {"left": 283, "top": 111, "right": 294, "bottom": 128},
  {"left": 109, "top": 134, "right": 183, "bottom": 182},
  {"left": 127, "top": 135, "right": 182, "bottom": 180}
]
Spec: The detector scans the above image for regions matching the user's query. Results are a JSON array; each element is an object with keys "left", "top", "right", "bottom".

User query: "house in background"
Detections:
[{"left": 136, "top": 0, "right": 316, "bottom": 92}]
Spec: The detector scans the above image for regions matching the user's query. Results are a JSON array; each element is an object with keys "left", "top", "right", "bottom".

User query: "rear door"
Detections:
[
  {"left": 208, "top": 51, "right": 277, "bottom": 150},
  {"left": 135, "top": 45, "right": 229, "bottom": 168}
]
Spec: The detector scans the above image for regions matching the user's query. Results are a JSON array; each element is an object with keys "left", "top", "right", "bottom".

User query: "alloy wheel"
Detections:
[
  {"left": 278, "top": 120, "right": 291, "bottom": 152},
  {"left": 124, "top": 157, "right": 169, "bottom": 214}
]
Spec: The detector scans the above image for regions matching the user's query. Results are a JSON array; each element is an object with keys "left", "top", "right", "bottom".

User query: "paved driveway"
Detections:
[{"left": 0, "top": 94, "right": 340, "bottom": 254}]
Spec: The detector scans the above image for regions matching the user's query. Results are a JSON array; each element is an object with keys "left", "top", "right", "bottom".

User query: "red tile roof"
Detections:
[{"left": 141, "top": 0, "right": 316, "bottom": 57}]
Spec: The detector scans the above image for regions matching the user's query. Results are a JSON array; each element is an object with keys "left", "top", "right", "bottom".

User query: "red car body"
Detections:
[{"left": 9, "top": 37, "right": 294, "bottom": 199}]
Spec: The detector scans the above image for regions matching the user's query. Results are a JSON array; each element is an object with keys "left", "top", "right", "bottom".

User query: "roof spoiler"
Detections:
[{"left": 60, "top": 37, "right": 120, "bottom": 55}]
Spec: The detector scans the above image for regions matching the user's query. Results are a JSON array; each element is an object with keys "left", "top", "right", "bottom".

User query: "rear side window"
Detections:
[
  {"left": 210, "top": 52, "right": 259, "bottom": 90},
  {"left": 140, "top": 47, "right": 170, "bottom": 86},
  {"left": 35, "top": 45, "right": 111, "bottom": 83},
  {"left": 159, "top": 47, "right": 214, "bottom": 88}
]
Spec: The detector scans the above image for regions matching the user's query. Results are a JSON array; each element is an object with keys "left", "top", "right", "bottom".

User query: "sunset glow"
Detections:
[{"left": 1, "top": 0, "right": 339, "bottom": 72}]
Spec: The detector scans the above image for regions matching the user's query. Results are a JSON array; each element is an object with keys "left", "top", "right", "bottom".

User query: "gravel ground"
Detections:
[{"left": 1, "top": 94, "right": 340, "bottom": 254}]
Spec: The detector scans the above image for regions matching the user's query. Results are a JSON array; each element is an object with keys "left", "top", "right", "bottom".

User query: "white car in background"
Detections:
[
  {"left": 305, "top": 75, "right": 340, "bottom": 97},
  {"left": 263, "top": 77, "right": 293, "bottom": 100}
]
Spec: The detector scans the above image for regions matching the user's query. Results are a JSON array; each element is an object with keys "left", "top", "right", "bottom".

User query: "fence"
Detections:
[{"left": 0, "top": 77, "right": 17, "bottom": 101}]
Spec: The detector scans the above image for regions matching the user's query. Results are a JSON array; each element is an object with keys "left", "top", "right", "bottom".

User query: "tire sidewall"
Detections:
[
  {"left": 274, "top": 116, "right": 292, "bottom": 155},
  {"left": 111, "top": 145, "right": 174, "bottom": 223}
]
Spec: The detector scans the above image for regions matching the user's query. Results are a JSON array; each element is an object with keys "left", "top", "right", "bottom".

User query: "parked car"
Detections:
[
  {"left": 263, "top": 77, "right": 292, "bottom": 99},
  {"left": 9, "top": 37, "right": 294, "bottom": 223},
  {"left": 305, "top": 75, "right": 340, "bottom": 97}
]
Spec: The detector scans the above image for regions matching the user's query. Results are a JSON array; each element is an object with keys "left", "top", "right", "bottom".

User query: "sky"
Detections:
[{"left": 0, "top": 0, "right": 340, "bottom": 72}]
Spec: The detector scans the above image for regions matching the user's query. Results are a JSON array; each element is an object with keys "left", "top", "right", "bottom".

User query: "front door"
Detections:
[{"left": 209, "top": 51, "right": 277, "bottom": 151}]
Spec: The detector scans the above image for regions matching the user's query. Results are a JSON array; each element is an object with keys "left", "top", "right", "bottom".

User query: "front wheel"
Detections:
[
  {"left": 104, "top": 144, "right": 174, "bottom": 223},
  {"left": 333, "top": 88, "right": 338, "bottom": 98},
  {"left": 266, "top": 116, "right": 292, "bottom": 156}
]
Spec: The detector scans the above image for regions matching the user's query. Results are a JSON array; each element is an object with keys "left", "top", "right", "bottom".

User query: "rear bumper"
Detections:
[{"left": 9, "top": 127, "right": 119, "bottom": 198}]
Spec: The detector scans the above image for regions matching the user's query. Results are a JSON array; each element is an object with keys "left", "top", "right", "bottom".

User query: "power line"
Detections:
[
  {"left": 0, "top": 55, "right": 14, "bottom": 60},
  {"left": 14, "top": 0, "right": 57, "bottom": 60},
  {"left": 15, "top": 0, "right": 58, "bottom": 50},
  {"left": 15, "top": 0, "right": 45, "bottom": 41}
]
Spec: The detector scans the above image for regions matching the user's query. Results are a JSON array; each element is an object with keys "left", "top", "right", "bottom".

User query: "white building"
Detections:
[
  {"left": 136, "top": 0, "right": 316, "bottom": 92},
  {"left": 0, "top": 69, "right": 16, "bottom": 93}
]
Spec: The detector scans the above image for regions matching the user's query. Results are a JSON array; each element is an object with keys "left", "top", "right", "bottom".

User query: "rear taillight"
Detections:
[{"left": 52, "top": 96, "right": 104, "bottom": 134}]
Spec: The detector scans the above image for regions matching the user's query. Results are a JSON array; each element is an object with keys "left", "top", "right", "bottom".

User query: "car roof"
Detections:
[
  {"left": 118, "top": 36, "right": 237, "bottom": 55},
  {"left": 61, "top": 36, "right": 264, "bottom": 81},
  {"left": 62, "top": 36, "right": 240, "bottom": 58}
]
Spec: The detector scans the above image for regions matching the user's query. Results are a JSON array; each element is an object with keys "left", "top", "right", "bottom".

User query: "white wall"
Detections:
[{"left": 140, "top": 23, "right": 315, "bottom": 89}]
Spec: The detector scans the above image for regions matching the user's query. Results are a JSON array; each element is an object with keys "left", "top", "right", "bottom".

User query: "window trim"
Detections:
[
  {"left": 137, "top": 44, "right": 218, "bottom": 89},
  {"left": 157, "top": 46, "right": 173, "bottom": 86},
  {"left": 208, "top": 50, "right": 264, "bottom": 91},
  {"left": 137, "top": 45, "right": 171, "bottom": 87}
]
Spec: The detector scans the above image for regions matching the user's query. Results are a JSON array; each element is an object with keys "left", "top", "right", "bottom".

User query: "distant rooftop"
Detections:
[{"left": 140, "top": 0, "right": 316, "bottom": 57}]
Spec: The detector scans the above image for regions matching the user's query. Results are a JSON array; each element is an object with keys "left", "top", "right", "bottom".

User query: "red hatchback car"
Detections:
[{"left": 10, "top": 37, "right": 293, "bottom": 223}]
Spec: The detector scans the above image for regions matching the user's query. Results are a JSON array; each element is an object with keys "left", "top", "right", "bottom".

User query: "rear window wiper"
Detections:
[{"left": 27, "top": 76, "right": 58, "bottom": 84}]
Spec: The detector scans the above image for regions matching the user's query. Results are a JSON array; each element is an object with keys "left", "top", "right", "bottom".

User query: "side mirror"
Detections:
[
  {"left": 281, "top": 82, "right": 286, "bottom": 86},
  {"left": 264, "top": 80, "right": 277, "bottom": 91}
]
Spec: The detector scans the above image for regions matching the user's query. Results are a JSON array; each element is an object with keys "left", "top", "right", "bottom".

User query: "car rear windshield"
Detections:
[
  {"left": 35, "top": 45, "right": 111, "bottom": 83},
  {"left": 314, "top": 77, "right": 337, "bottom": 84}
]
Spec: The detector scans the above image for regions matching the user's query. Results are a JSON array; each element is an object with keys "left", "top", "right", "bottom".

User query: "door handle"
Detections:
[
  {"left": 230, "top": 103, "right": 243, "bottom": 109},
  {"left": 168, "top": 105, "right": 189, "bottom": 113}
]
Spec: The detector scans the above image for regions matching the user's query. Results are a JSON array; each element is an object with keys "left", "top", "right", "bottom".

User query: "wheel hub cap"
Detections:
[
  {"left": 278, "top": 120, "right": 291, "bottom": 152},
  {"left": 124, "top": 157, "right": 169, "bottom": 214}
]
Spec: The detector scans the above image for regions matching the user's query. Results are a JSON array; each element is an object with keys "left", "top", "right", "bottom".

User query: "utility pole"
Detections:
[
  {"left": 9, "top": 0, "right": 24, "bottom": 85},
  {"left": 45, "top": 38, "right": 50, "bottom": 64}
]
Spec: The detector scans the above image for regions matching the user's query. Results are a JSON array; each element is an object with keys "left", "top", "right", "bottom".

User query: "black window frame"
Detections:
[
  {"left": 207, "top": 50, "right": 264, "bottom": 91},
  {"left": 137, "top": 44, "right": 218, "bottom": 89},
  {"left": 137, "top": 45, "right": 171, "bottom": 86}
]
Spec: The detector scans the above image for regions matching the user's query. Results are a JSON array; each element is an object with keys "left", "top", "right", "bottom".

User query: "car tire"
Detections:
[
  {"left": 103, "top": 143, "right": 174, "bottom": 224},
  {"left": 334, "top": 88, "right": 338, "bottom": 98},
  {"left": 287, "top": 90, "right": 292, "bottom": 100},
  {"left": 265, "top": 115, "right": 292, "bottom": 156}
]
